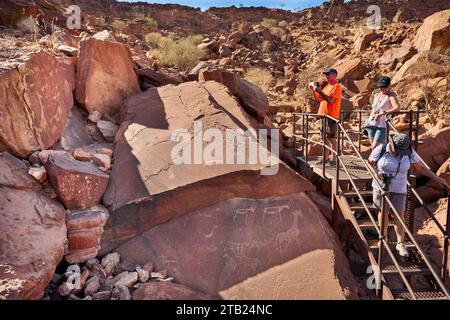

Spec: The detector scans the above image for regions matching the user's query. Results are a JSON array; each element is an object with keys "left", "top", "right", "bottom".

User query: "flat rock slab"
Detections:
[
  {"left": 132, "top": 282, "right": 216, "bottom": 300},
  {"left": 0, "top": 186, "right": 67, "bottom": 300},
  {"left": 0, "top": 51, "right": 75, "bottom": 157},
  {"left": 46, "top": 154, "right": 109, "bottom": 210},
  {"left": 0, "top": 152, "right": 41, "bottom": 190},
  {"left": 101, "top": 81, "right": 314, "bottom": 253},
  {"left": 117, "top": 193, "right": 358, "bottom": 300}
]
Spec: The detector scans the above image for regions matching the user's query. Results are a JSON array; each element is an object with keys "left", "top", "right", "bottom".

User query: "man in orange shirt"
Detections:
[{"left": 309, "top": 67, "right": 343, "bottom": 163}]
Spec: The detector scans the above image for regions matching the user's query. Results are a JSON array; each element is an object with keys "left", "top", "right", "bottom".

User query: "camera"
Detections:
[
  {"left": 379, "top": 172, "right": 395, "bottom": 191},
  {"left": 308, "top": 82, "right": 320, "bottom": 90}
]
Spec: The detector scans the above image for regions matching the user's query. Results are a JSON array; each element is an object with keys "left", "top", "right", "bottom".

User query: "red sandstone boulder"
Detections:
[
  {"left": 0, "top": 187, "right": 67, "bottom": 300},
  {"left": 132, "top": 282, "right": 215, "bottom": 300},
  {"left": 199, "top": 69, "right": 269, "bottom": 119},
  {"left": 75, "top": 37, "right": 140, "bottom": 117},
  {"left": 418, "top": 121, "right": 450, "bottom": 171},
  {"left": 117, "top": 193, "right": 358, "bottom": 300},
  {"left": 354, "top": 27, "right": 381, "bottom": 52},
  {"left": 413, "top": 9, "right": 450, "bottom": 53},
  {"left": 46, "top": 154, "right": 110, "bottom": 210},
  {"left": 65, "top": 205, "right": 109, "bottom": 264},
  {"left": 101, "top": 81, "right": 314, "bottom": 253},
  {"left": 138, "top": 68, "right": 184, "bottom": 87},
  {"left": 0, "top": 152, "right": 41, "bottom": 191},
  {"left": 0, "top": 51, "right": 75, "bottom": 157}
]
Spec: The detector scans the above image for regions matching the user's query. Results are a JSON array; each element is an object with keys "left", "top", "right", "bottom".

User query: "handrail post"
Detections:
[
  {"left": 377, "top": 192, "right": 387, "bottom": 299},
  {"left": 415, "top": 111, "right": 420, "bottom": 152},
  {"left": 322, "top": 116, "right": 327, "bottom": 177},
  {"left": 293, "top": 113, "right": 296, "bottom": 158},
  {"left": 358, "top": 111, "right": 362, "bottom": 153},
  {"left": 302, "top": 114, "right": 305, "bottom": 159},
  {"left": 408, "top": 110, "right": 413, "bottom": 143},
  {"left": 305, "top": 115, "right": 309, "bottom": 166},
  {"left": 442, "top": 193, "right": 450, "bottom": 282}
]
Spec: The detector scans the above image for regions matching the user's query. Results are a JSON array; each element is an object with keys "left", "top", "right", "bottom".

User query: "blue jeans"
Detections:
[{"left": 366, "top": 126, "right": 386, "bottom": 144}]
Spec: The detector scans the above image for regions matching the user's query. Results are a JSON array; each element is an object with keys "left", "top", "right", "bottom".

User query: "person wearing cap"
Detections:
[
  {"left": 309, "top": 67, "right": 343, "bottom": 163},
  {"left": 368, "top": 133, "right": 448, "bottom": 257},
  {"left": 365, "top": 76, "right": 401, "bottom": 149}
]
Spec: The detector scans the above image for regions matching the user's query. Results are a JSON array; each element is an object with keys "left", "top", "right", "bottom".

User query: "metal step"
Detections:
[
  {"left": 357, "top": 216, "right": 395, "bottom": 229},
  {"left": 390, "top": 288, "right": 448, "bottom": 300},
  {"left": 368, "top": 239, "right": 415, "bottom": 251},
  {"left": 382, "top": 260, "right": 431, "bottom": 275},
  {"left": 349, "top": 202, "right": 377, "bottom": 212},
  {"left": 342, "top": 190, "right": 373, "bottom": 198}
]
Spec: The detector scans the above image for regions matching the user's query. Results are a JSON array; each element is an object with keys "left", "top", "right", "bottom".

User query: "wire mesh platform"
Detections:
[{"left": 297, "top": 155, "right": 373, "bottom": 181}]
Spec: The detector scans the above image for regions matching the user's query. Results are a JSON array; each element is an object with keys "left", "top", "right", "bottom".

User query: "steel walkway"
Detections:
[{"left": 291, "top": 110, "right": 450, "bottom": 300}]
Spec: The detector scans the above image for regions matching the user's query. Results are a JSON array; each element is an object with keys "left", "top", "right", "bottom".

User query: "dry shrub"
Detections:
[
  {"left": 144, "top": 17, "right": 158, "bottom": 28},
  {"left": 244, "top": 68, "right": 274, "bottom": 93},
  {"left": 261, "top": 18, "right": 286, "bottom": 39},
  {"left": 111, "top": 19, "right": 127, "bottom": 32},
  {"left": 413, "top": 50, "right": 450, "bottom": 124},
  {"left": 148, "top": 36, "right": 204, "bottom": 71},
  {"left": 145, "top": 32, "right": 162, "bottom": 46}
]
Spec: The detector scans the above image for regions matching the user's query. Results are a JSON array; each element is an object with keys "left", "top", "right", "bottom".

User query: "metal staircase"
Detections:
[{"left": 291, "top": 110, "right": 450, "bottom": 300}]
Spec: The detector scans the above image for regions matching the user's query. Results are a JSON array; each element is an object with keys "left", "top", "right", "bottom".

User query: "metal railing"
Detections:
[{"left": 291, "top": 110, "right": 450, "bottom": 300}]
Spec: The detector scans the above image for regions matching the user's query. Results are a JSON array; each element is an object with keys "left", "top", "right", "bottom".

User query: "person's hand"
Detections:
[{"left": 376, "top": 112, "right": 385, "bottom": 119}]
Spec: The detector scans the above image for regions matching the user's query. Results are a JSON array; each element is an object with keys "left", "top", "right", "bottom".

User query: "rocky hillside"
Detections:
[{"left": 0, "top": 0, "right": 450, "bottom": 300}]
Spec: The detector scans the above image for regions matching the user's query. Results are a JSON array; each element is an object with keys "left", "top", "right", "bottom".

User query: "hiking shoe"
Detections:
[{"left": 396, "top": 242, "right": 409, "bottom": 258}]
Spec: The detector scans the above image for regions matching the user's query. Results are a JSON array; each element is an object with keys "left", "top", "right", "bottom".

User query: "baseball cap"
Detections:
[
  {"left": 376, "top": 76, "right": 391, "bottom": 88},
  {"left": 323, "top": 67, "right": 338, "bottom": 76},
  {"left": 390, "top": 133, "right": 412, "bottom": 156}
]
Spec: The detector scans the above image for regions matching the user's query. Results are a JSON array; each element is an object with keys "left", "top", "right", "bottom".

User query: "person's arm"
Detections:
[
  {"left": 315, "top": 87, "right": 335, "bottom": 104},
  {"left": 413, "top": 162, "right": 449, "bottom": 188},
  {"left": 376, "top": 94, "right": 401, "bottom": 118}
]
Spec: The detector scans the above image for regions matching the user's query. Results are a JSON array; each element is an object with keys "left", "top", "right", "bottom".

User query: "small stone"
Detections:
[
  {"left": 83, "top": 296, "right": 93, "bottom": 300},
  {"left": 142, "top": 261, "right": 154, "bottom": 273},
  {"left": 96, "top": 148, "right": 113, "bottom": 157},
  {"left": 86, "top": 258, "right": 100, "bottom": 270},
  {"left": 111, "top": 284, "right": 131, "bottom": 300},
  {"left": 72, "top": 269, "right": 90, "bottom": 295},
  {"left": 68, "top": 294, "right": 82, "bottom": 300},
  {"left": 97, "top": 120, "right": 118, "bottom": 142},
  {"left": 84, "top": 277, "right": 101, "bottom": 296},
  {"left": 91, "top": 263, "right": 107, "bottom": 280},
  {"left": 29, "top": 151, "right": 42, "bottom": 165},
  {"left": 38, "top": 150, "right": 70, "bottom": 164},
  {"left": 28, "top": 166, "right": 47, "bottom": 183},
  {"left": 114, "top": 261, "right": 137, "bottom": 275},
  {"left": 93, "top": 153, "right": 111, "bottom": 170},
  {"left": 136, "top": 266, "right": 150, "bottom": 283},
  {"left": 101, "top": 252, "right": 120, "bottom": 275},
  {"left": 113, "top": 271, "right": 138, "bottom": 288},
  {"left": 93, "top": 291, "right": 111, "bottom": 300},
  {"left": 73, "top": 148, "right": 91, "bottom": 162},
  {"left": 88, "top": 111, "right": 102, "bottom": 123},
  {"left": 57, "top": 282, "right": 73, "bottom": 297},
  {"left": 150, "top": 272, "right": 165, "bottom": 280}
]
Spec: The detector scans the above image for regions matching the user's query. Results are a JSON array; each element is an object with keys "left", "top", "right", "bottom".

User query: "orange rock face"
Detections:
[
  {"left": 414, "top": 9, "right": 450, "bottom": 53},
  {"left": 117, "top": 193, "right": 359, "bottom": 300},
  {"left": 0, "top": 187, "right": 67, "bottom": 300},
  {"left": 75, "top": 37, "right": 140, "bottom": 117},
  {"left": 0, "top": 51, "right": 75, "bottom": 158},
  {"left": 101, "top": 81, "right": 314, "bottom": 253},
  {"left": 65, "top": 206, "right": 109, "bottom": 264}
]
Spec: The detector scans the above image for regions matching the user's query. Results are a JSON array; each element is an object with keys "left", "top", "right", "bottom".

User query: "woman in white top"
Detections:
[{"left": 365, "top": 76, "right": 401, "bottom": 149}]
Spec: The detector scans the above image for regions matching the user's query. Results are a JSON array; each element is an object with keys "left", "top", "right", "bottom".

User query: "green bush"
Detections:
[
  {"left": 244, "top": 68, "right": 274, "bottom": 93},
  {"left": 148, "top": 36, "right": 205, "bottom": 71},
  {"left": 145, "top": 32, "right": 163, "bottom": 46},
  {"left": 144, "top": 17, "right": 158, "bottom": 28}
]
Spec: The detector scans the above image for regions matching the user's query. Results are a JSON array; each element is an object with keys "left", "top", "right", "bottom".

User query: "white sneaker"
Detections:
[{"left": 396, "top": 242, "right": 409, "bottom": 258}]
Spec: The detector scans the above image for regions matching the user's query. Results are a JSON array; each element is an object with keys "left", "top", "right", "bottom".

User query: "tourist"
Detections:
[
  {"left": 364, "top": 76, "right": 401, "bottom": 149},
  {"left": 368, "top": 133, "right": 448, "bottom": 257}
]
